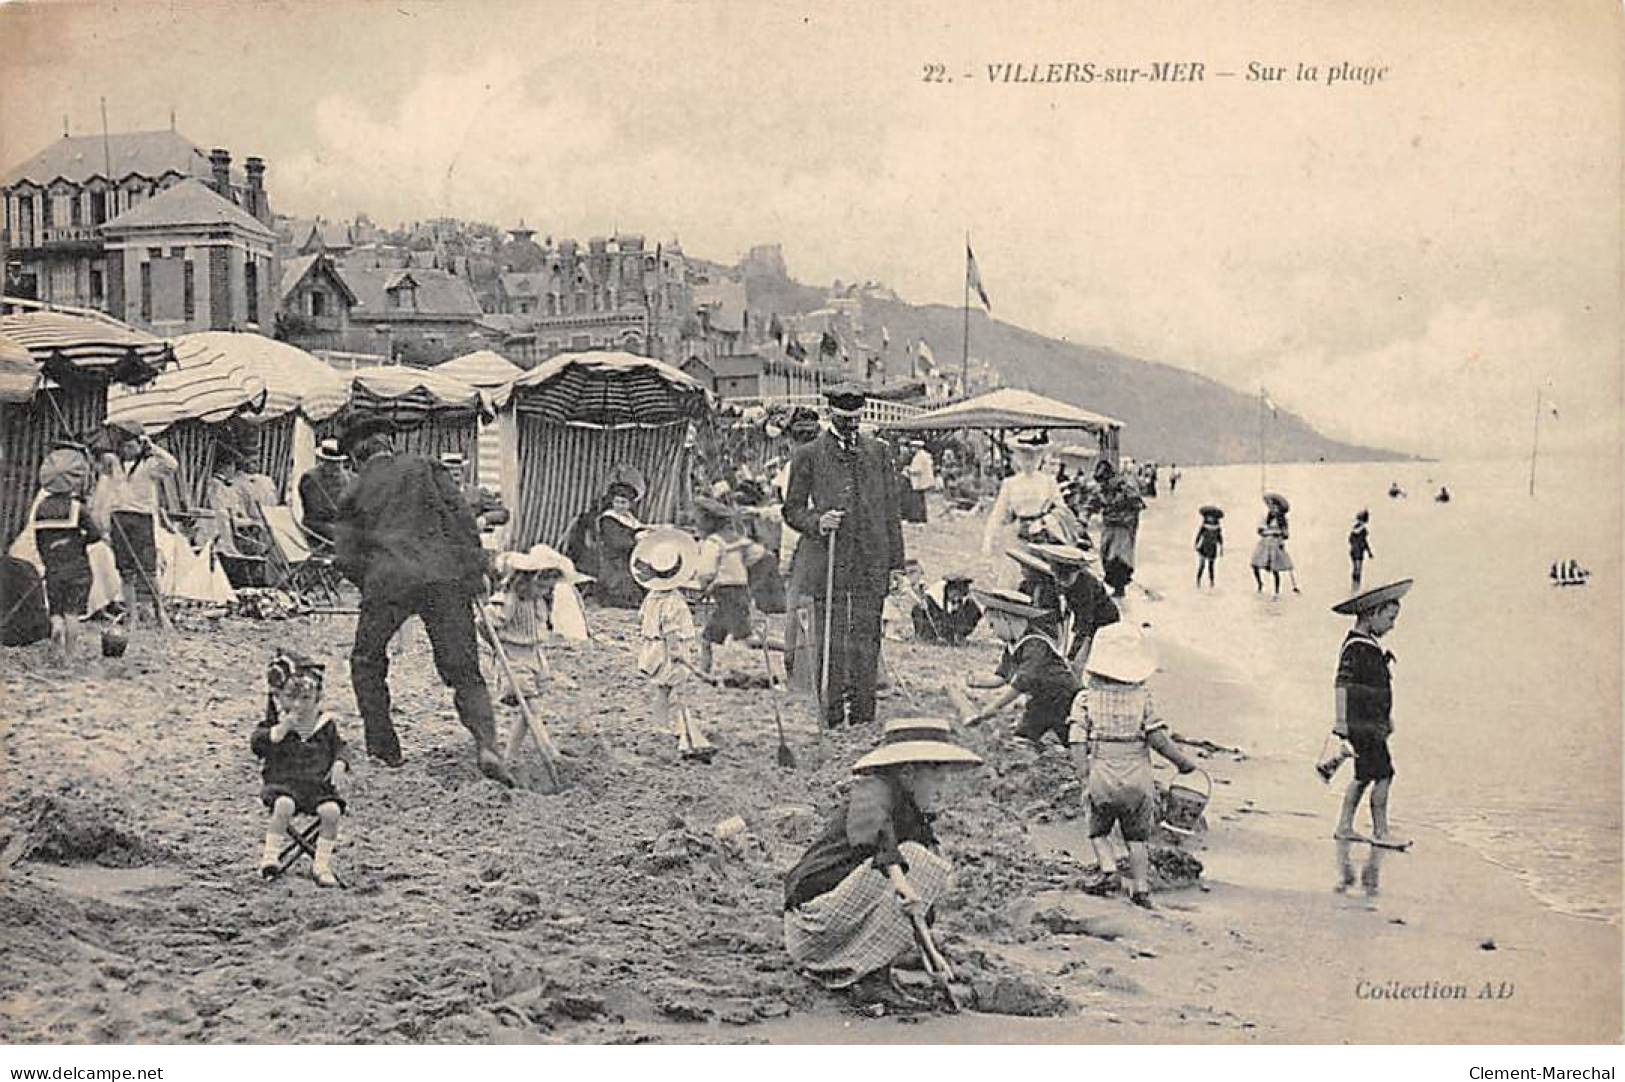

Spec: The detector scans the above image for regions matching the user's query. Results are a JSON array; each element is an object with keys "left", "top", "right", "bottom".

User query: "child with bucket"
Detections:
[
  {"left": 1070, "top": 624, "right": 1199, "bottom": 908},
  {"left": 632, "top": 527, "right": 717, "bottom": 763}
]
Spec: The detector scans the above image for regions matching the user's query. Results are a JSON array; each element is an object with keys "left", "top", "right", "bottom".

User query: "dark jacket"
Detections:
[
  {"left": 252, "top": 709, "right": 351, "bottom": 791},
  {"left": 782, "top": 431, "right": 905, "bottom": 593},
  {"left": 297, "top": 465, "right": 351, "bottom": 541},
  {"left": 335, "top": 453, "right": 486, "bottom": 599},
  {"left": 783, "top": 774, "right": 938, "bottom": 911}
]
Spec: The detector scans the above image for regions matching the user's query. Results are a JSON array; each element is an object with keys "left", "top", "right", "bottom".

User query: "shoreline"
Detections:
[{"left": 0, "top": 483, "right": 1618, "bottom": 1044}]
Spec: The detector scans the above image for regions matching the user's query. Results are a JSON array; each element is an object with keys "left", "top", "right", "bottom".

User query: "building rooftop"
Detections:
[
  {"left": 4, "top": 130, "right": 239, "bottom": 188},
  {"left": 101, "top": 178, "right": 274, "bottom": 238},
  {"left": 338, "top": 266, "right": 483, "bottom": 319}
]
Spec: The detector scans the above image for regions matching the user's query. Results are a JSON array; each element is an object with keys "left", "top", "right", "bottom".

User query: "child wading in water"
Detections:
[
  {"left": 1329, "top": 579, "right": 1413, "bottom": 851},
  {"left": 252, "top": 650, "right": 350, "bottom": 887},
  {"left": 632, "top": 527, "right": 717, "bottom": 763},
  {"left": 692, "top": 496, "right": 767, "bottom": 676},
  {"left": 1070, "top": 624, "right": 1198, "bottom": 908},
  {"left": 1348, "top": 510, "right": 1374, "bottom": 591},
  {"left": 1250, "top": 492, "right": 1298, "bottom": 597},
  {"left": 1194, "top": 505, "right": 1224, "bottom": 589}
]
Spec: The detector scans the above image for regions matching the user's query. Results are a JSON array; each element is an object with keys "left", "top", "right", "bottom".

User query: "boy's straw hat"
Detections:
[
  {"left": 1084, "top": 624, "right": 1157, "bottom": 684},
  {"left": 629, "top": 527, "right": 698, "bottom": 592},
  {"left": 972, "top": 586, "right": 1047, "bottom": 620},
  {"left": 315, "top": 438, "right": 346, "bottom": 463},
  {"left": 852, "top": 717, "right": 984, "bottom": 774},
  {"left": 1028, "top": 542, "right": 1092, "bottom": 567},
  {"left": 1005, "top": 545, "right": 1053, "bottom": 577},
  {"left": 1331, "top": 578, "right": 1412, "bottom": 616}
]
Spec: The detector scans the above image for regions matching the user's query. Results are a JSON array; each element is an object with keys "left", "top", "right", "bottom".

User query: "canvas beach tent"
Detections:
[
  {"left": 334, "top": 364, "right": 492, "bottom": 471},
  {"left": 499, "top": 350, "right": 712, "bottom": 550},
  {"left": 106, "top": 331, "right": 349, "bottom": 514},
  {"left": 0, "top": 308, "right": 170, "bottom": 548},
  {"left": 885, "top": 387, "right": 1123, "bottom": 464},
  {"left": 435, "top": 350, "right": 523, "bottom": 495}
]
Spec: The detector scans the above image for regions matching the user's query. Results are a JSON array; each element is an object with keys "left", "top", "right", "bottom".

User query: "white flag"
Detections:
[{"left": 1261, "top": 387, "right": 1279, "bottom": 418}]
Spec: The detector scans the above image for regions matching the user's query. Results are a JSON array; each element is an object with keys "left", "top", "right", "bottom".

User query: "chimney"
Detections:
[
  {"left": 244, "top": 156, "right": 267, "bottom": 221},
  {"left": 209, "top": 148, "right": 231, "bottom": 199}
]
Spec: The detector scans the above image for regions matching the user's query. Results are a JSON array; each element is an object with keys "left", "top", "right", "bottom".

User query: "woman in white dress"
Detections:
[{"left": 981, "top": 432, "right": 1080, "bottom": 586}]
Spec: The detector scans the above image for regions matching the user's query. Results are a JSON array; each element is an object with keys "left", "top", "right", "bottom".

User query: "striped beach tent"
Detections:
[
  {"left": 333, "top": 364, "right": 490, "bottom": 473},
  {"left": 501, "top": 351, "right": 712, "bottom": 550},
  {"left": 107, "top": 332, "right": 350, "bottom": 508},
  {"left": 0, "top": 309, "right": 170, "bottom": 547},
  {"left": 435, "top": 350, "right": 522, "bottom": 494}
]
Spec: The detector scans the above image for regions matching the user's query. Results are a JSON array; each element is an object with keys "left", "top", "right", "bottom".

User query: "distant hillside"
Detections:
[{"left": 729, "top": 255, "right": 1404, "bottom": 465}]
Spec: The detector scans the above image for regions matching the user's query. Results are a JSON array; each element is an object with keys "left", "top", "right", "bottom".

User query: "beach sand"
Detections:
[{"left": 0, "top": 486, "right": 1617, "bottom": 1044}]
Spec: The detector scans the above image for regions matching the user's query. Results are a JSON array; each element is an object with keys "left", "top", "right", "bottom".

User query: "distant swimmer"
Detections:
[
  {"left": 1434, "top": 486, "right": 1451, "bottom": 503},
  {"left": 1387, "top": 482, "right": 1406, "bottom": 499}
]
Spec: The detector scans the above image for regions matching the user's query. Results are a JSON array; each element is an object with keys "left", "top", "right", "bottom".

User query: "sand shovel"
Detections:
[
  {"left": 906, "top": 909, "right": 964, "bottom": 1013},
  {"left": 474, "top": 601, "right": 562, "bottom": 793},
  {"left": 757, "top": 630, "right": 796, "bottom": 769}
]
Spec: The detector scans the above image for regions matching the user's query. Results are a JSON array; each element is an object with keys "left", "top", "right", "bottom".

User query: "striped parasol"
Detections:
[
  {"left": 344, "top": 364, "right": 492, "bottom": 426},
  {"left": 507, "top": 350, "right": 711, "bottom": 428},
  {"left": 107, "top": 331, "right": 348, "bottom": 434},
  {"left": 0, "top": 309, "right": 169, "bottom": 388}
]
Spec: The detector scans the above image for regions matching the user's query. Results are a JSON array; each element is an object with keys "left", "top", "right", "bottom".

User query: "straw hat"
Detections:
[
  {"left": 1011, "top": 430, "right": 1049, "bottom": 450},
  {"left": 315, "top": 438, "right": 346, "bottom": 463},
  {"left": 497, "top": 544, "right": 594, "bottom": 585},
  {"left": 629, "top": 527, "right": 698, "bottom": 592},
  {"left": 1331, "top": 578, "right": 1412, "bottom": 616},
  {"left": 1084, "top": 624, "right": 1157, "bottom": 684},
  {"left": 1005, "top": 545, "right": 1052, "bottom": 578},
  {"left": 852, "top": 716, "right": 984, "bottom": 775},
  {"left": 1263, "top": 492, "right": 1290, "bottom": 512},
  {"left": 972, "top": 586, "right": 1047, "bottom": 620},
  {"left": 1198, "top": 504, "right": 1224, "bottom": 520},
  {"left": 1028, "top": 542, "right": 1092, "bottom": 567},
  {"left": 607, "top": 463, "right": 647, "bottom": 502}
]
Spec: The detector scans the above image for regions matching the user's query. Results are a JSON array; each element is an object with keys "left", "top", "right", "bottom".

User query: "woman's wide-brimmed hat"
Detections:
[
  {"left": 1331, "top": 578, "right": 1413, "bottom": 616},
  {"left": 497, "top": 544, "right": 594, "bottom": 585},
  {"left": 1011, "top": 430, "right": 1050, "bottom": 451},
  {"left": 606, "top": 463, "right": 647, "bottom": 502},
  {"left": 852, "top": 716, "right": 984, "bottom": 775},
  {"left": 972, "top": 585, "right": 1048, "bottom": 620},
  {"left": 316, "top": 438, "right": 346, "bottom": 463},
  {"left": 1085, "top": 623, "right": 1157, "bottom": 684},
  {"left": 1263, "top": 492, "right": 1290, "bottom": 512},
  {"left": 629, "top": 527, "right": 698, "bottom": 592},
  {"left": 1198, "top": 504, "right": 1225, "bottom": 519}
]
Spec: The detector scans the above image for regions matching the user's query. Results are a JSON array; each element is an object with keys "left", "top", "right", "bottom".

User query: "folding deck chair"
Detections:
[{"left": 257, "top": 505, "right": 344, "bottom": 606}]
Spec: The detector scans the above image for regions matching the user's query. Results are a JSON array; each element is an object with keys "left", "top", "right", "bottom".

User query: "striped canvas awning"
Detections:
[
  {"left": 436, "top": 350, "right": 522, "bottom": 389},
  {"left": 345, "top": 364, "right": 492, "bottom": 424},
  {"left": 0, "top": 331, "right": 39, "bottom": 404},
  {"left": 507, "top": 350, "right": 711, "bottom": 428},
  {"left": 107, "top": 331, "right": 349, "bottom": 434},
  {"left": 0, "top": 309, "right": 170, "bottom": 392}
]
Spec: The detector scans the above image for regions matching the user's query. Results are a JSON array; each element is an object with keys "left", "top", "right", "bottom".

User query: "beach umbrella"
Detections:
[{"left": 0, "top": 309, "right": 169, "bottom": 388}]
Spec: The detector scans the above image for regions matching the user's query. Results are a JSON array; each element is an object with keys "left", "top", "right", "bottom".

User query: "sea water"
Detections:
[{"left": 1135, "top": 454, "right": 1622, "bottom": 923}]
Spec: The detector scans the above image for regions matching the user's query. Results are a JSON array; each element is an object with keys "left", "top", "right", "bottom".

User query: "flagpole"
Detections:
[
  {"left": 1258, "top": 387, "right": 1266, "bottom": 494},
  {"left": 961, "top": 232, "right": 971, "bottom": 393},
  {"left": 1528, "top": 387, "right": 1541, "bottom": 496}
]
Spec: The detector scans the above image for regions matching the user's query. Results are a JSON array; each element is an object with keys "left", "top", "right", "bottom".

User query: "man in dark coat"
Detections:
[
  {"left": 296, "top": 438, "right": 351, "bottom": 549},
  {"left": 783, "top": 383, "right": 906, "bottom": 728},
  {"left": 334, "top": 416, "right": 513, "bottom": 786}
]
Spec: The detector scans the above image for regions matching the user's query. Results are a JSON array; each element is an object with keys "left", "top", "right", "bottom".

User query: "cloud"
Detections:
[{"left": 1256, "top": 303, "right": 1617, "bottom": 457}]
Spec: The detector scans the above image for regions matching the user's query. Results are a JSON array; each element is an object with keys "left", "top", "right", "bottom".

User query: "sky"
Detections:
[{"left": 1, "top": 0, "right": 1620, "bottom": 458}]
